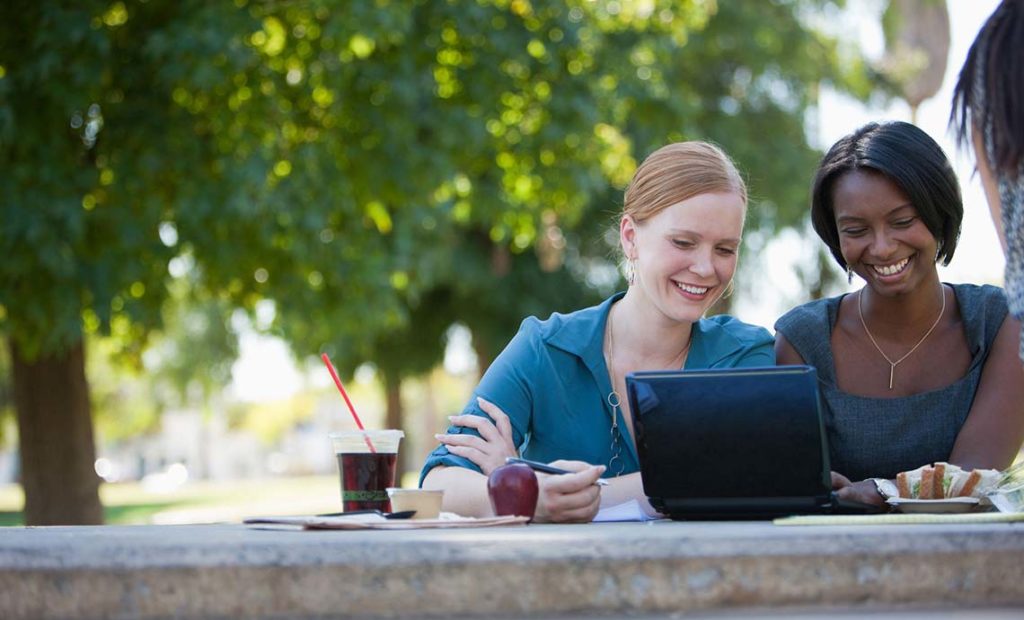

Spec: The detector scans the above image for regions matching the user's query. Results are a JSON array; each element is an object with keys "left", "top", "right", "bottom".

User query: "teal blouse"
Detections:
[{"left": 419, "top": 293, "right": 775, "bottom": 484}]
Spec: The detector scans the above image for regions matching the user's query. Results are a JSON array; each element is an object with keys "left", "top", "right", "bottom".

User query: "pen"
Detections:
[{"left": 505, "top": 457, "right": 610, "bottom": 486}]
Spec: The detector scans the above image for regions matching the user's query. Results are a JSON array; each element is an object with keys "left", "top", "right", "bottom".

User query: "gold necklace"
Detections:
[
  {"left": 857, "top": 286, "right": 946, "bottom": 390},
  {"left": 604, "top": 305, "right": 691, "bottom": 477}
]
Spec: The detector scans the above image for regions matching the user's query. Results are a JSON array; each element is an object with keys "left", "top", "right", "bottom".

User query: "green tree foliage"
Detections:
[
  {"left": 0, "top": 0, "right": 875, "bottom": 522},
  {"left": 270, "top": 0, "right": 877, "bottom": 359},
  {"left": 82, "top": 282, "right": 240, "bottom": 447},
  {"left": 148, "top": 285, "right": 239, "bottom": 412},
  {"left": 86, "top": 339, "right": 162, "bottom": 445}
]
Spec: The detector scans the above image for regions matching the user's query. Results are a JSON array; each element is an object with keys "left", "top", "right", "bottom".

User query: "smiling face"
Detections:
[
  {"left": 622, "top": 191, "right": 745, "bottom": 324},
  {"left": 833, "top": 169, "right": 939, "bottom": 297}
]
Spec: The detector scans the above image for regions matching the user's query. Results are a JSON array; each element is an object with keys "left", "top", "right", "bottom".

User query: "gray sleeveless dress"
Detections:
[{"left": 774, "top": 283, "right": 1008, "bottom": 481}]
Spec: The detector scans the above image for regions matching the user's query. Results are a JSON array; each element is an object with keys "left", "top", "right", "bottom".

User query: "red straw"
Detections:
[{"left": 321, "top": 353, "right": 376, "bottom": 453}]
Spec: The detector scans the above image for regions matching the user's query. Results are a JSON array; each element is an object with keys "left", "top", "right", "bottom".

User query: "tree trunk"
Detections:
[
  {"left": 382, "top": 373, "right": 407, "bottom": 477},
  {"left": 198, "top": 404, "right": 211, "bottom": 480},
  {"left": 472, "top": 339, "right": 494, "bottom": 378},
  {"left": 419, "top": 372, "right": 440, "bottom": 469},
  {"left": 10, "top": 337, "right": 103, "bottom": 525}
]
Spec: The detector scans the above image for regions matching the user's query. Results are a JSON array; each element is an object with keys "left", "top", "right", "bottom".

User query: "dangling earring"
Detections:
[
  {"left": 627, "top": 257, "right": 637, "bottom": 286},
  {"left": 846, "top": 265, "right": 853, "bottom": 284}
]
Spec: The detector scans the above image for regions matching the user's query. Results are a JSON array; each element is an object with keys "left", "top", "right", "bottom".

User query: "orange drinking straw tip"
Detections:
[{"left": 321, "top": 352, "right": 376, "bottom": 453}]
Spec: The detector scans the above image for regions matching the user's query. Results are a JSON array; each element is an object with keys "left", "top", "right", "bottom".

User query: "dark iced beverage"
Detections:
[
  {"left": 329, "top": 430, "right": 404, "bottom": 513},
  {"left": 337, "top": 451, "right": 398, "bottom": 512}
]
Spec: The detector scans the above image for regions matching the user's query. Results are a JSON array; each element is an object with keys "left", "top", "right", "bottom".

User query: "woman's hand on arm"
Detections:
[
  {"left": 430, "top": 320, "right": 537, "bottom": 476},
  {"left": 435, "top": 397, "right": 518, "bottom": 475},
  {"left": 949, "top": 315, "right": 1024, "bottom": 471}
]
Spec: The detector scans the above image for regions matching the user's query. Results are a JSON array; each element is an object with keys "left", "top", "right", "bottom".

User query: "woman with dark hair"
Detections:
[
  {"left": 951, "top": 0, "right": 1024, "bottom": 363},
  {"left": 776, "top": 121, "right": 1024, "bottom": 507}
]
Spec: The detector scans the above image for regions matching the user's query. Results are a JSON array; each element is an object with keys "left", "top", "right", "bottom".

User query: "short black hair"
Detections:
[
  {"left": 951, "top": 0, "right": 1024, "bottom": 174},
  {"left": 810, "top": 121, "right": 963, "bottom": 269}
]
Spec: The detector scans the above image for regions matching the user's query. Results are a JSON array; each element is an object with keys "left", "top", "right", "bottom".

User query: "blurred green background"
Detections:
[{"left": 1, "top": 0, "right": 969, "bottom": 525}]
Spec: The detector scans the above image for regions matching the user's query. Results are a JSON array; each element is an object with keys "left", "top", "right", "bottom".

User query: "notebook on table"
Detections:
[{"left": 625, "top": 365, "right": 879, "bottom": 520}]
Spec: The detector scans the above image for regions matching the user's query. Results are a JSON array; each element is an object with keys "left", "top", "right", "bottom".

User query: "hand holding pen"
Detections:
[{"left": 506, "top": 457, "right": 610, "bottom": 486}]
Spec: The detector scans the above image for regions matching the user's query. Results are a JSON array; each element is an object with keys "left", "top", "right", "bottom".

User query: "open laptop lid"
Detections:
[{"left": 625, "top": 365, "right": 832, "bottom": 515}]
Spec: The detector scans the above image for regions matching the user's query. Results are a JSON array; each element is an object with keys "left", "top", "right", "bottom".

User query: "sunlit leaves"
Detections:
[
  {"left": 365, "top": 201, "right": 393, "bottom": 234},
  {"left": 594, "top": 123, "right": 635, "bottom": 187},
  {"left": 252, "top": 17, "right": 287, "bottom": 56},
  {"left": 1, "top": 0, "right": 877, "bottom": 384},
  {"left": 102, "top": 2, "right": 128, "bottom": 28},
  {"left": 272, "top": 160, "right": 292, "bottom": 177},
  {"left": 526, "top": 38, "right": 548, "bottom": 60},
  {"left": 348, "top": 33, "right": 376, "bottom": 58}
]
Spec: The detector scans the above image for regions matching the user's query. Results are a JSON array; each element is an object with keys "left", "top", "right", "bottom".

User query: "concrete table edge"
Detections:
[{"left": 0, "top": 521, "right": 1021, "bottom": 619}]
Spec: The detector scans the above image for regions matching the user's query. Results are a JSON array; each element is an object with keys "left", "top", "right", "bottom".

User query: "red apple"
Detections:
[{"left": 487, "top": 462, "right": 539, "bottom": 519}]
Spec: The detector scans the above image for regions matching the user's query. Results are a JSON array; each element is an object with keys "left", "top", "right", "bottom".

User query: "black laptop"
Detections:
[{"left": 625, "top": 365, "right": 879, "bottom": 520}]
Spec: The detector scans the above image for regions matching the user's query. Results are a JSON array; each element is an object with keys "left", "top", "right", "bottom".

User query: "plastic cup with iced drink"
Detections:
[{"left": 329, "top": 430, "right": 404, "bottom": 513}]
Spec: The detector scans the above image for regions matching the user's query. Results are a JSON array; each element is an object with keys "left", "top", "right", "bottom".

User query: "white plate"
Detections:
[{"left": 886, "top": 497, "right": 981, "bottom": 514}]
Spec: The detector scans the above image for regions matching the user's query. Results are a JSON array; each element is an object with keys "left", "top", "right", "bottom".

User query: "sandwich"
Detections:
[
  {"left": 948, "top": 466, "right": 1002, "bottom": 498},
  {"left": 895, "top": 462, "right": 1001, "bottom": 499}
]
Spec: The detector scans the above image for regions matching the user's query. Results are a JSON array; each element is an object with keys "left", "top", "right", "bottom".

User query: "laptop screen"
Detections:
[{"left": 626, "top": 366, "right": 832, "bottom": 509}]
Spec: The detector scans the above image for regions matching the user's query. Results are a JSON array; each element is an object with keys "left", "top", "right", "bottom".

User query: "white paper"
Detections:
[
  {"left": 593, "top": 499, "right": 660, "bottom": 522},
  {"left": 243, "top": 512, "right": 529, "bottom": 530}
]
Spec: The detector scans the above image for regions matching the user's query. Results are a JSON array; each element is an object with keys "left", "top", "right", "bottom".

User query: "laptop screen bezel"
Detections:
[{"left": 625, "top": 365, "right": 833, "bottom": 513}]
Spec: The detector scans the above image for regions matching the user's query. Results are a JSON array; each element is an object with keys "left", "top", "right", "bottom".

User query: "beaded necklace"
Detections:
[{"left": 604, "top": 305, "right": 691, "bottom": 476}]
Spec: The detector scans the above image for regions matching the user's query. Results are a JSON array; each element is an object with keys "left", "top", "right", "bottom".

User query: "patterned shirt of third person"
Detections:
[{"left": 973, "top": 36, "right": 1024, "bottom": 361}]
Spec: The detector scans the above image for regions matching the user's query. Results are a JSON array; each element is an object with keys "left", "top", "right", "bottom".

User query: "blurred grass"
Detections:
[
  {"left": 0, "top": 471, "right": 423, "bottom": 526},
  {"left": 0, "top": 475, "right": 344, "bottom": 526}
]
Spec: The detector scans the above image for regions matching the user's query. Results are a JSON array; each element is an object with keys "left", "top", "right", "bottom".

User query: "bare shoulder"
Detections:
[
  {"left": 985, "top": 312, "right": 1023, "bottom": 372},
  {"left": 774, "top": 332, "right": 806, "bottom": 365}
]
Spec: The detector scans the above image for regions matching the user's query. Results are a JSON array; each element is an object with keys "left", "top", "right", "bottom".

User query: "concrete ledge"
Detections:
[{"left": 0, "top": 521, "right": 1022, "bottom": 619}]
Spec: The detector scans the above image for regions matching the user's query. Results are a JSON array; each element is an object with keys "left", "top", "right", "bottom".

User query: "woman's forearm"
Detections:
[
  {"left": 421, "top": 466, "right": 494, "bottom": 518},
  {"left": 598, "top": 472, "right": 661, "bottom": 517}
]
